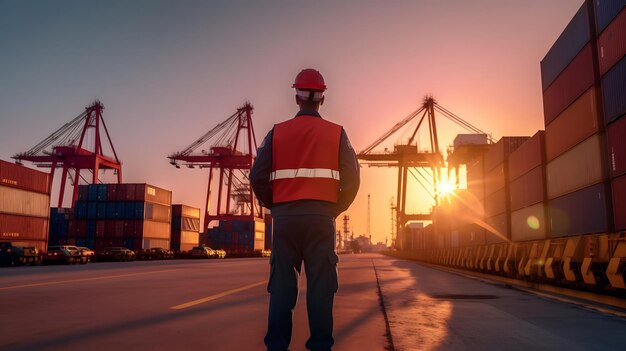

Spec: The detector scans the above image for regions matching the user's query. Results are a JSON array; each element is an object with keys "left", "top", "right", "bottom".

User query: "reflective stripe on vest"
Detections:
[
  {"left": 271, "top": 116, "right": 342, "bottom": 204},
  {"left": 270, "top": 168, "right": 340, "bottom": 181}
]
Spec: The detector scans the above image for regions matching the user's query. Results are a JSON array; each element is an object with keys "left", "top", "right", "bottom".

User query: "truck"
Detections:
[{"left": 0, "top": 242, "right": 41, "bottom": 266}]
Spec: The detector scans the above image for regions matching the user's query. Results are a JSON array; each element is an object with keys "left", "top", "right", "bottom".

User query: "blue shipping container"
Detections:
[
  {"left": 97, "top": 184, "right": 108, "bottom": 202},
  {"left": 125, "top": 202, "right": 136, "bottom": 220},
  {"left": 548, "top": 182, "right": 608, "bottom": 237},
  {"left": 87, "top": 203, "right": 97, "bottom": 219},
  {"left": 602, "top": 56, "right": 626, "bottom": 124},
  {"left": 76, "top": 203, "right": 87, "bottom": 219},
  {"left": 88, "top": 184, "right": 98, "bottom": 202},
  {"left": 87, "top": 220, "right": 97, "bottom": 236},
  {"left": 106, "top": 202, "right": 116, "bottom": 219},
  {"left": 97, "top": 203, "right": 107, "bottom": 219},
  {"left": 115, "top": 202, "right": 126, "bottom": 219},
  {"left": 541, "top": 4, "right": 590, "bottom": 91},
  {"left": 135, "top": 202, "right": 144, "bottom": 220},
  {"left": 595, "top": 0, "right": 626, "bottom": 33}
]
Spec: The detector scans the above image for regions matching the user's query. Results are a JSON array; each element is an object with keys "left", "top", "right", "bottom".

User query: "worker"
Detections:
[{"left": 250, "top": 68, "right": 360, "bottom": 351}]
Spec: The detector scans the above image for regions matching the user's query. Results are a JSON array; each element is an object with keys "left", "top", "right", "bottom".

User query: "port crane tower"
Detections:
[
  {"left": 358, "top": 96, "right": 493, "bottom": 245},
  {"left": 13, "top": 101, "right": 122, "bottom": 207},
  {"left": 168, "top": 102, "right": 263, "bottom": 233}
]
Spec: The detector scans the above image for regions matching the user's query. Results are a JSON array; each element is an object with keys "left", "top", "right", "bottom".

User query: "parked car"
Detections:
[
  {"left": 97, "top": 247, "right": 135, "bottom": 262},
  {"left": 214, "top": 249, "right": 226, "bottom": 259},
  {"left": 78, "top": 247, "right": 95, "bottom": 262},
  {"left": 44, "top": 246, "right": 86, "bottom": 265},
  {"left": 150, "top": 247, "right": 173, "bottom": 260},
  {"left": 0, "top": 242, "right": 41, "bottom": 266},
  {"left": 190, "top": 246, "right": 213, "bottom": 259}
]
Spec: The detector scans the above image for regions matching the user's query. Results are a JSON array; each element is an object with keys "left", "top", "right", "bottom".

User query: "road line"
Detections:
[
  {"left": 0, "top": 269, "right": 179, "bottom": 291},
  {"left": 170, "top": 280, "right": 267, "bottom": 310}
]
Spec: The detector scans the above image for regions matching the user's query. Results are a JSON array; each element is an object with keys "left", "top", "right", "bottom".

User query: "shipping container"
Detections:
[
  {"left": 141, "top": 220, "right": 170, "bottom": 240},
  {"left": 484, "top": 164, "right": 505, "bottom": 196},
  {"left": 453, "top": 134, "right": 489, "bottom": 149},
  {"left": 459, "top": 223, "right": 486, "bottom": 246},
  {"left": 134, "top": 184, "right": 172, "bottom": 205},
  {"left": 172, "top": 205, "right": 201, "bottom": 219},
  {"left": 607, "top": 114, "right": 626, "bottom": 177},
  {"left": 0, "top": 159, "right": 50, "bottom": 194},
  {"left": 484, "top": 137, "right": 530, "bottom": 172},
  {"left": 546, "top": 134, "right": 604, "bottom": 199},
  {"left": 142, "top": 238, "right": 170, "bottom": 250},
  {"left": 594, "top": 0, "right": 626, "bottom": 33},
  {"left": 545, "top": 87, "right": 600, "bottom": 161},
  {"left": 0, "top": 186, "right": 50, "bottom": 218},
  {"left": 484, "top": 188, "right": 506, "bottom": 217},
  {"left": 511, "top": 203, "right": 547, "bottom": 242},
  {"left": 543, "top": 44, "right": 595, "bottom": 125},
  {"left": 172, "top": 217, "right": 200, "bottom": 232},
  {"left": 171, "top": 230, "right": 199, "bottom": 251},
  {"left": 548, "top": 182, "right": 609, "bottom": 237},
  {"left": 598, "top": 8, "right": 626, "bottom": 75},
  {"left": 485, "top": 213, "right": 508, "bottom": 244},
  {"left": 467, "top": 157, "right": 485, "bottom": 201},
  {"left": 509, "top": 166, "right": 544, "bottom": 211},
  {"left": 107, "top": 184, "right": 118, "bottom": 201},
  {"left": 611, "top": 174, "right": 626, "bottom": 230},
  {"left": 144, "top": 202, "right": 171, "bottom": 223},
  {"left": 0, "top": 213, "right": 48, "bottom": 241},
  {"left": 97, "top": 184, "right": 107, "bottom": 202},
  {"left": 602, "top": 55, "right": 626, "bottom": 124},
  {"left": 541, "top": 3, "right": 590, "bottom": 91},
  {"left": 508, "top": 131, "right": 545, "bottom": 181}
]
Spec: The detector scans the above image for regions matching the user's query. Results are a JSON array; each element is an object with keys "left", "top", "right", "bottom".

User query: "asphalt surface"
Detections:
[{"left": 1, "top": 254, "right": 625, "bottom": 350}]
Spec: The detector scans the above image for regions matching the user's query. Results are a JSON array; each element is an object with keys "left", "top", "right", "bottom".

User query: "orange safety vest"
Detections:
[{"left": 271, "top": 116, "right": 342, "bottom": 204}]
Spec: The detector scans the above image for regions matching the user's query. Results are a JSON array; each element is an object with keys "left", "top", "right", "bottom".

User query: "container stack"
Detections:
[
  {"left": 540, "top": 1, "right": 626, "bottom": 237},
  {"left": 0, "top": 160, "right": 50, "bottom": 251},
  {"left": 508, "top": 132, "right": 548, "bottom": 241},
  {"left": 170, "top": 205, "right": 200, "bottom": 252},
  {"left": 482, "top": 137, "right": 530, "bottom": 243},
  {"left": 207, "top": 219, "right": 265, "bottom": 255},
  {"left": 49, "top": 208, "right": 73, "bottom": 246},
  {"left": 72, "top": 183, "right": 172, "bottom": 250}
]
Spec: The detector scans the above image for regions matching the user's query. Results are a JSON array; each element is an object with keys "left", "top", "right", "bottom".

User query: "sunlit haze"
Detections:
[{"left": 0, "top": 0, "right": 583, "bottom": 245}]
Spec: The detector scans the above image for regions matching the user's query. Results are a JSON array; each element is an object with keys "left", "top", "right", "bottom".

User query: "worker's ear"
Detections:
[
  {"left": 295, "top": 95, "right": 300, "bottom": 105},
  {"left": 320, "top": 96, "right": 325, "bottom": 106}
]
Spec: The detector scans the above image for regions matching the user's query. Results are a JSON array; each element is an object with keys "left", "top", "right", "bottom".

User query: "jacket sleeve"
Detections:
[
  {"left": 250, "top": 129, "right": 274, "bottom": 209},
  {"left": 336, "top": 128, "right": 360, "bottom": 215}
]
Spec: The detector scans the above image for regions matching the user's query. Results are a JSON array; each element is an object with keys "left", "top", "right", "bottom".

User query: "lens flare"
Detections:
[
  {"left": 527, "top": 216, "right": 540, "bottom": 230},
  {"left": 438, "top": 181, "right": 454, "bottom": 196}
]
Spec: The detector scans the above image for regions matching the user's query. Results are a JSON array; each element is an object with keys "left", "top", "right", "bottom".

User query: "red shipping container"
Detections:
[
  {"left": 612, "top": 174, "right": 626, "bottom": 230},
  {"left": 124, "top": 184, "right": 137, "bottom": 201},
  {"left": 509, "top": 166, "right": 545, "bottom": 211},
  {"left": 107, "top": 184, "right": 118, "bottom": 201},
  {"left": 96, "top": 220, "right": 106, "bottom": 238},
  {"left": 114, "top": 220, "right": 124, "bottom": 238},
  {"left": 0, "top": 213, "right": 48, "bottom": 241},
  {"left": 76, "top": 219, "right": 87, "bottom": 237},
  {"left": 543, "top": 44, "right": 595, "bottom": 125},
  {"left": 484, "top": 137, "right": 530, "bottom": 172},
  {"left": 484, "top": 164, "right": 505, "bottom": 196},
  {"left": 545, "top": 87, "right": 600, "bottom": 161},
  {"left": 68, "top": 220, "right": 77, "bottom": 237},
  {"left": 508, "top": 131, "right": 545, "bottom": 181},
  {"left": 116, "top": 184, "right": 127, "bottom": 201},
  {"left": 105, "top": 221, "right": 115, "bottom": 236},
  {"left": 607, "top": 115, "right": 626, "bottom": 178},
  {"left": 0, "top": 159, "right": 50, "bottom": 194},
  {"left": 134, "top": 221, "right": 143, "bottom": 238},
  {"left": 484, "top": 188, "right": 506, "bottom": 217},
  {"left": 598, "top": 9, "right": 626, "bottom": 76}
]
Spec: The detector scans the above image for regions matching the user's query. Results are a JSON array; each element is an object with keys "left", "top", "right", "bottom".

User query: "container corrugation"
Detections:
[
  {"left": 511, "top": 203, "right": 547, "bottom": 241},
  {"left": 0, "top": 160, "right": 50, "bottom": 194},
  {"left": 611, "top": 174, "right": 626, "bottom": 230},
  {"left": 545, "top": 87, "right": 600, "bottom": 161},
  {"left": 141, "top": 220, "right": 170, "bottom": 240},
  {"left": 0, "top": 213, "right": 48, "bottom": 241},
  {"left": 107, "top": 184, "right": 118, "bottom": 201},
  {"left": 467, "top": 157, "right": 485, "bottom": 200},
  {"left": 0, "top": 186, "right": 50, "bottom": 218},
  {"left": 543, "top": 44, "right": 595, "bottom": 125},
  {"left": 170, "top": 217, "right": 200, "bottom": 232},
  {"left": 172, "top": 205, "right": 201, "bottom": 219},
  {"left": 485, "top": 213, "right": 508, "bottom": 244},
  {"left": 509, "top": 166, "right": 544, "bottom": 211},
  {"left": 594, "top": 0, "right": 626, "bottom": 33},
  {"left": 484, "top": 137, "right": 530, "bottom": 172},
  {"left": 484, "top": 188, "right": 506, "bottom": 217},
  {"left": 598, "top": 8, "right": 626, "bottom": 75},
  {"left": 547, "top": 134, "right": 604, "bottom": 199},
  {"left": 508, "top": 131, "right": 545, "bottom": 181},
  {"left": 135, "top": 184, "right": 172, "bottom": 206},
  {"left": 607, "top": 114, "right": 626, "bottom": 178},
  {"left": 142, "top": 238, "right": 170, "bottom": 249},
  {"left": 548, "top": 182, "right": 608, "bottom": 237},
  {"left": 144, "top": 202, "right": 171, "bottom": 223},
  {"left": 459, "top": 223, "right": 486, "bottom": 246},
  {"left": 484, "top": 163, "right": 505, "bottom": 196},
  {"left": 541, "top": 3, "right": 590, "bottom": 91},
  {"left": 171, "top": 231, "right": 199, "bottom": 251},
  {"left": 602, "top": 55, "right": 626, "bottom": 124}
]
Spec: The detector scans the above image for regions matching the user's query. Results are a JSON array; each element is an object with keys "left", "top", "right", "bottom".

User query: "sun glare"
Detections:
[{"left": 438, "top": 180, "right": 455, "bottom": 196}]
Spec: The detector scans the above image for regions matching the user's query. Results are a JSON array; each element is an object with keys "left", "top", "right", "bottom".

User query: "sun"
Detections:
[{"left": 437, "top": 180, "right": 455, "bottom": 196}]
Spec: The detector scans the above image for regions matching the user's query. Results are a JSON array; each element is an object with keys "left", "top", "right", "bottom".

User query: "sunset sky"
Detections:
[{"left": 0, "top": 0, "right": 583, "bottom": 245}]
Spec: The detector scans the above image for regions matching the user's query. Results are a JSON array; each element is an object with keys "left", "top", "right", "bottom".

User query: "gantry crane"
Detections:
[
  {"left": 168, "top": 102, "right": 263, "bottom": 233},
  {"left": 13, "top": 101, "right": 122, "bottom": 207},
  {"left": 358, "top": 96, "right": 492, "bottom": 246}
]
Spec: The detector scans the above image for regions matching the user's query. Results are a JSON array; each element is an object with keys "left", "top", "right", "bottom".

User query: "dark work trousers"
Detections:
[{"left": 264, "top": 215, "right": 339, "bottom": 351}]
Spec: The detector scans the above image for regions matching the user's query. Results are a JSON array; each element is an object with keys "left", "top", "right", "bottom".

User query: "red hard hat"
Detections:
[{"left": 292, "top": 68, "right": 326, "bottom": 91}]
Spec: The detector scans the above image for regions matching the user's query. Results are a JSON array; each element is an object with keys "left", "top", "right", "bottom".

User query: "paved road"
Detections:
[{"left": 1, "top": 254, "right": 625, "bottom": 350}]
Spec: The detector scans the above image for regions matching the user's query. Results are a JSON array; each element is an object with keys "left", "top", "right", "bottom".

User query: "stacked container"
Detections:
[
  {"left": 0, "top": 160, "right": 50, "bottom": 251},
  {"left": 49, "top": 208, "right": 73, "bottom": 246},
  {"left": 73, "top": 183, "right": 172, "bottom": 250},
  {"left": 170, "top": 205, "right": 200, "bottom": 252},
  {"left": 482, "top": 137, "right": 530, "bottom": 243},
  {"left": 207, "top": 219, "right": 265, "bottom": 255},
  {"left": 597, "top": 2, "right": 626, "bottom": 231},
  {"left": 508, "top": 132, "right": 548, "bottom": 241}
]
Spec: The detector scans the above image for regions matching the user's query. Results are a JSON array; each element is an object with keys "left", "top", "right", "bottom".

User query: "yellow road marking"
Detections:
[
  {"left": 0, "top": 269, "right": 179, "bottom": 291},
  {"left": 170, "top": 280, "right": 267, "bottom": 310}
]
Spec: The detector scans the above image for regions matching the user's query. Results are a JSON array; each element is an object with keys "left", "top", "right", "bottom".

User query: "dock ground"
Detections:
[{"left": 1, "top": 253, "right": 625, "bottom": 350}]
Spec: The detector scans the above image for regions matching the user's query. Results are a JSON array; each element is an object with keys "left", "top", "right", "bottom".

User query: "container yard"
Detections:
[{"left": 1, "top": 1, "right": 626, "bottom": 350}]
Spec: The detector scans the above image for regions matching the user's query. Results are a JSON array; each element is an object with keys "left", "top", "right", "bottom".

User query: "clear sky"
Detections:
[{"left": 0, "top": 0, "right": 583, "bottom": 245}]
